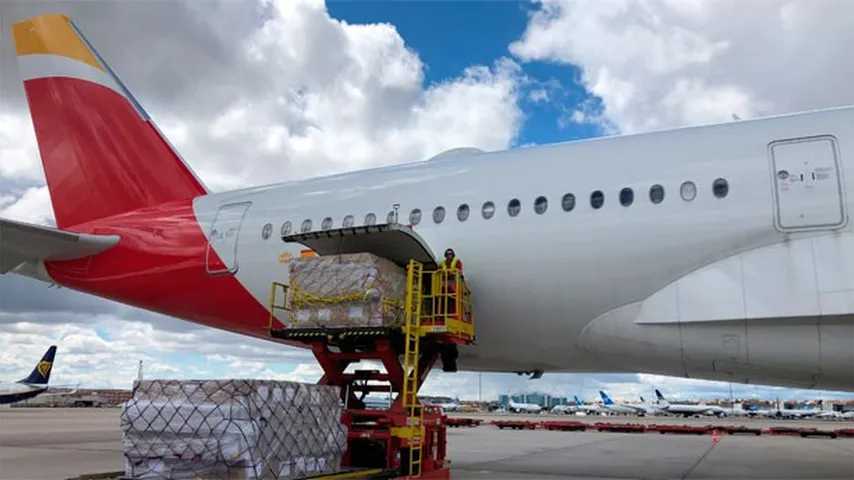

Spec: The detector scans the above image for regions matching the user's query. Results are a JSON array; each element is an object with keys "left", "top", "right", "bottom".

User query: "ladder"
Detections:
[{"left": 401, "top": 259, "right": 424, "bottom": 476}]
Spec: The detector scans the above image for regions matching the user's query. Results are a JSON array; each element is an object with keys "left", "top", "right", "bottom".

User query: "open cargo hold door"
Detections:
[{"left": 281, "top": 223, "right": 437, "bottom": 269}]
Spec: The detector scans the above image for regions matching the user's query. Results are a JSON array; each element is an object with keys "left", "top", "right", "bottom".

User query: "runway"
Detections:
[{"left": 1, "top": 408, "right": 853, "bottom": 479}]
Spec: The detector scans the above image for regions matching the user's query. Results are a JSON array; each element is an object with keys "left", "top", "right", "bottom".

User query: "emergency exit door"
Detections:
[
  {"left": 206, "top": 202, "right": 251, "bottom": 274},
  {"left": 770, "top": 136, "right": 845, "bottom": 231}
]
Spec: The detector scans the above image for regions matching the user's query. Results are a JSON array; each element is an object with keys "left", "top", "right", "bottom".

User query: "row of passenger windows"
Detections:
[{"left": 268, "top": 178, "right": 730, "bottom": 239}]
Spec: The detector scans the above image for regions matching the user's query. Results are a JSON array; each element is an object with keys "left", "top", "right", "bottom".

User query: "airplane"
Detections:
[
  {"left": 599, "top": 391, "right": 645, "bottom": 415},
  {"left": 550, "top": 401, "right": 578, "bottom": 414},
  {"left": 0, "top": 346, "right": 56, "bottom": 405},
  {"left": 423, "top": 397, "right": 462, "bottom": 412},
  {"left": 571, "top": 395, "right": 602, "bottom": 415},
  {"left": 635, "top": 395, "right": 666, "bottom": 416},
  {"left": 5, "top": 13, "right": 854, "bottom": 392},
  {"left": 507, "top": 399, "right": 542, "bottom": 414},
  {"left": 654, "top": 389, "right": 727, "bottom": 417}
]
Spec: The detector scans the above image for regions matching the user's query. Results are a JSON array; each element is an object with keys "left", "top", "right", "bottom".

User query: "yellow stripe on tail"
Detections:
[{"left": 12, "top": 14, "right": 103, "bottom": 71}]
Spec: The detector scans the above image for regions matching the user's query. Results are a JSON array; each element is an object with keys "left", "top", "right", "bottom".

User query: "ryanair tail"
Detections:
[
  {"left": 18, "top": 346, "right": 56, "bottom": 385},
  {"left": 599, "top": 390, "right": 614, "bottom": 406},
  {"left": 11, "top": 14, "right": 206, "bottom": 229}
]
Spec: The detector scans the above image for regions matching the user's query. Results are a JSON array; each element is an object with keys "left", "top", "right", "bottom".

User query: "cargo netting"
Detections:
[{"left": 121, "top": 379, "right": 347, "bottom": 480}]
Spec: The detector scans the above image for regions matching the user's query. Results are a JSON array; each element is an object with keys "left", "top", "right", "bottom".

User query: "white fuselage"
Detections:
[
  {"left": 192, "top": 106, "right": 854, "bottom": 391},
  {"left": 508, "top": 400, "right": 542, "bottom": 413}
]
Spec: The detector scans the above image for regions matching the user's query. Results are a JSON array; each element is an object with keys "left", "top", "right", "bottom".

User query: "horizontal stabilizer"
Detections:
[{"left": 0, "top": 218, "right": 119, "bottom": 274}]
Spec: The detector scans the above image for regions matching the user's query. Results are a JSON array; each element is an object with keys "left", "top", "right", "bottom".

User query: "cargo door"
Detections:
[
  {"left": 770, "top": 136, "right": 845, "bottom": 231},
  {"left": 206, "top": 202, "right": 251, "bottom": 274}
]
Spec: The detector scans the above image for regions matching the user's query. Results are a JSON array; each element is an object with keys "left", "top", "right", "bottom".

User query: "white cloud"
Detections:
[
  {"left": 0, "top": 186, "right": 53, "bottom": 225},
  {"left": 0, "top": 112, "right": 41, "bottom": 182},
  {"left": 511, "top": 0, "right": 854, "bottom": 133}
]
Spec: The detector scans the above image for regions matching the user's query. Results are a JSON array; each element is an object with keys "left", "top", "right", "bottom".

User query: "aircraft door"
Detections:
[
  {"left": 770, "top": 136, "right": 845, "bottom": 231},
  {"left": 206, "top": 202, "right": 251, "bottom": 274}
]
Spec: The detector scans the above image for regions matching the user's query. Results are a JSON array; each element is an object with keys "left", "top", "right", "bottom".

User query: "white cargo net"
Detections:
[{"left": 121, "top": 379, "right": 347, "bottom": 479}]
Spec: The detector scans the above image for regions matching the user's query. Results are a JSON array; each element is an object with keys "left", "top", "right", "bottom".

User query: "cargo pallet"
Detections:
[
  {"left": 492, "top": 420, "right": 538, "bottom": 430},
  {"left": 593, "top": 422, "right": 647, "bottom": 433},
  {"left": 271, "top": 259, "right": 474, "bottom": 479},
  {"left": 541, "top": 420, "right": 587, "bottom": 432},
  {"left": 650, "top": 424, "right": 712, "bottom": 435},
  {"left": 720, "top": 425, "right": 762, "bottom": 436},
  {"left": 446, "top": 418, "right": 483, "bottom": 428}
]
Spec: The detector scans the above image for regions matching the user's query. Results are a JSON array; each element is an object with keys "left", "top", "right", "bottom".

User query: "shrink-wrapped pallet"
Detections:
[
  {"left": 121, "top": 379, "right": 347, "bottom": 480},
  {"left": 286, "top": 253, "right": 405, "bottom": 328}
]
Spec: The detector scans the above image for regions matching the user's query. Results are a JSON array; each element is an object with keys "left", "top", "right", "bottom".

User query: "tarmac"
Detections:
[{"left": 1, "top": 408, "right": 853, "bottom": 480}]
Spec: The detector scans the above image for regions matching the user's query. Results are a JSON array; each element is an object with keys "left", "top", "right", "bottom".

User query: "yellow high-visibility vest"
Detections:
[{"left": 440, "top": 257, "right": 460, "bottom": 271}]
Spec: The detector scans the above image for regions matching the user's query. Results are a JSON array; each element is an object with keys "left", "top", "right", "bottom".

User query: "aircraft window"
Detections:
[
  {"left": 433, "top": 206, "right": 446, "bottom": 224},
  {"left": 387, "top": 211, "right": 397, "bottom": 224},
  {"left": 457, "top": 204, "right": 470, "bottom": 222},
  {"left": 262, "top": 223, "right": 273, "bottom": 240},
  {"left": 301, "top": 219, "right": 312, "bottom": 233},
  {"left": 280, "top": 221, "right": 292, "bottom": 237},
  {"left": 649, "top": 184, "right": 665, "bottom": 204},
  {"left": 507, "top": 198, "right": 521, "bottom": 217},
  {"left": 342, "top": 215, "right": 354, "bottom": 228},
  {"left": 590, "top": 190, "right": 604, "bottom": 209},
  {"left": 482, "top": 201, "right": 495, "bottom": 219},
  {"left": 562, "top": 193, "right": 575, "bottom": 212},
  {"left": 534, "top": 196, "right": 548, "bottom": 214},
  {"left": 409, "top": 208, "right": 422, "bottom": 225},
  {"left": 680, "top": 181, "right": 697, "bottom": 201},
  {"left": 321, "top": 217, "right": 333, "bottom": 230},
  {"left": 619, "top": 188, "right": 634, "bottom": 207},
  {"left": 713, "top": 178, "right": 729, "bottom": 198},
  {"left": 364, "top": 213, "right": 376, "bottom": 226}
]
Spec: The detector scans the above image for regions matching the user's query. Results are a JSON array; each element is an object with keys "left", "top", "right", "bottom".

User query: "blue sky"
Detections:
[{"left": 328, "top": 0, "right": 605, "bottom": 145}]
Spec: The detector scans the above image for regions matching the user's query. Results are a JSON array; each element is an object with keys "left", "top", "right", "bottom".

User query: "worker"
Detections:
[
  {"left": 439, "top": 248, "right": 462, "bottom": 272},
  {"left": 438, "top": 248, "right": 462, "bottom": 319}
]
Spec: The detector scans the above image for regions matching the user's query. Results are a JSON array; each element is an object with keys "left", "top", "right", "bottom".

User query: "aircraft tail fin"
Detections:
[
  {"left": 18, "top": 345, "right": 56, "bottom": 385},
  {"left": 574, "top": 395, "right": 582, "bottom": 406},
  {"left": 654, "top": 389, "right": 670, "bottom": 405},
  {"left": 12, "top": 14, "right": 207, "bottom": 229},
  {"left": 640, "top": 395, "right": 646, "bottom": 403},
  {"left": 599, "top": 390, "right": 613, "bottom": 405}
]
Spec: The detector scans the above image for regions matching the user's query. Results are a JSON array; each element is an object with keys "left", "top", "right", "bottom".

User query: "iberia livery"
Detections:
[{"left": 4, "top": 14, "right": 854, "bottom": 391}]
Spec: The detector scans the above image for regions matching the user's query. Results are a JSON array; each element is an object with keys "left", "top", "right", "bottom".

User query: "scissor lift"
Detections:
[{"left": 270, "top": 259, "right": 474, "bottom": 479}]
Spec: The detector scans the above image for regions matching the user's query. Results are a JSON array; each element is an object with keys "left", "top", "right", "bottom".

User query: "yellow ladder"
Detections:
[{"left": 402, "top": 259, "right": 424, "bottom": 476}]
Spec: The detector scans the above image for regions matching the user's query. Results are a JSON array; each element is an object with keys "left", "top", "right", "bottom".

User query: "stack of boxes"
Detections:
[{"left": 122, "top": 380, "right": 347, "bottom": 479}]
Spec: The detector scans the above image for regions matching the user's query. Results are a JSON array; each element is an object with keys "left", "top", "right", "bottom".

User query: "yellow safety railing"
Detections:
[{"left": 421, "top": 268, "right": 475, "bottom": 339}]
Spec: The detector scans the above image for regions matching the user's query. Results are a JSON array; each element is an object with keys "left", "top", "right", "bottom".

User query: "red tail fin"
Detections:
[{"left": 12, "top": 14, "right": 206, "bottom": 229}]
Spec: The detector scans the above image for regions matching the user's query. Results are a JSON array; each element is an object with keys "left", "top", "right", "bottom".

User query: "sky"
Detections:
[{"left": 2, "top": 0, "right": 854, "bottom": 403}]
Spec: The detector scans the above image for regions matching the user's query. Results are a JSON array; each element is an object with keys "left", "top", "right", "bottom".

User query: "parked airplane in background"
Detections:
[
  {"left": 572, "top": 396, "right": 602, "bottom": 415},
  {"left": 599, "top": 391, "right": 645, "bottom": 415},
  {"left": 636, "top": 395, "right": 666, "bottom": 416},
  {"left": 0, "top": 346, "right": 56, "bottom": 405},
  {"left": 5, "top": 14, "right": 854, "bottom": 391},
  {"left": 655, "top": 389, "right": 727, "bottom": 417},
  {"left": 508, "top": 399, "right": 542, "bottom": 414}
]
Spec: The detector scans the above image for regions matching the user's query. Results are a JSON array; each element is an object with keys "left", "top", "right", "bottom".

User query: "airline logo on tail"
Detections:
[
  {"left": 574, "top": 395, "right": 582, "bottom": 406},
  {"left": 36, "top": 360, "right": 52, "bottom": 378},
  {"left": 599, "top": 390, "right": 614, "bottom": 405},
  {"left": 655, "top": 389, "right": 670, "bottom": 405}
]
